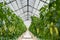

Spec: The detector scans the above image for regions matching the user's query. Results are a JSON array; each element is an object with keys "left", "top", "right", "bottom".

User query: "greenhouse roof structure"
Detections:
[{"left": 0, "top": 0, "right": 49, "bottom": 21}]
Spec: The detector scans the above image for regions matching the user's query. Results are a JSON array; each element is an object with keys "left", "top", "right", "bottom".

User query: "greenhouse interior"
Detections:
[{"left": 0, "top": 0, "right": 60, "bottom": 40}]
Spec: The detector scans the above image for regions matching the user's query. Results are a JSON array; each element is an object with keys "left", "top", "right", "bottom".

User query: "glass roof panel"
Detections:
[
  {"left": 29, "top": 0, "right": 35, "bottom": 6},
  {"left": 10, "top": 1, "right": 18, "bottom": 10},
  {"left": 34, "top": 0, "right": 40, "bottom": 8},
  {"left": 29, "top": 6, "right": 33, "bottom": 12},
  {"left": 20, "top": 0, "right": 27, "bottom": 7},
  {"left": 22, "top": 6, "right": 27, "bottom": 12},
  {"left": 19, "top": 9, "right": 23, "bottom": 13},
  {"left": 16, "top": 0, "right": 22, "bottom": 8}
]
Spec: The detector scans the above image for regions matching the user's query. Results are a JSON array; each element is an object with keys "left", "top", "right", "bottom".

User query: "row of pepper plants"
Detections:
[
  {"left": 29, "top": 0, "right": 60, "bottom": 40},
  {"left": 0, "top": 2, "right": 27, "bottom": 40}
]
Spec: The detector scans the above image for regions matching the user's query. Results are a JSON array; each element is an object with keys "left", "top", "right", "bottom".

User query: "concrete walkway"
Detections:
[{"left": 18, "top": 30, "right": 37, "bottom": 40}]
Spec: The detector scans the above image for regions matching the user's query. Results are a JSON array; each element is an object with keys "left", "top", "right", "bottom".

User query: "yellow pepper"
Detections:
[
  {"left": 51, "top": 22, "right": 54, "bottom": 26},
  {"left": 50, "top": 27, "right": 53, "bottom": 35},
  {"left": 37, "top": 28, "right": 40, "bottom": 34},
  {"left": 54, "top": 27, "right": 59, "bottom": 36}
]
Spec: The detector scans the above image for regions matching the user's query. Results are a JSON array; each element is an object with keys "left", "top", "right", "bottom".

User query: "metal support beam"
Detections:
[
  {"left": 33, "top": 0, "right": 40, "bottom": 14},
  {"left": 27, "top": 0, "right": 29, "bottom": 20},
  {"left": 40, "top": 0, "right": 48, "bottom": 4},
  {"left": 32, "top": 0, "right": 36, "bottom": 15},
  {"left": 15, "top": 0, "right": 19, "bottom": 10},
  {"left": 5, "top": 0, "right": 16, "bottom": 5},
  {"left": 20, "top": 0, "right": 25, "bottom": 14},
  {"left": 29, "top": 5, "right": 39, "bottom": 11},
  {"left": 15, "top": 0, "right": 23, "bottom": 15},
  {"left": 9, "top": 0, "right": 15, "bottom": 11},
  {"left": 36, "top": 1, "right": 40, "bottom": 10}
]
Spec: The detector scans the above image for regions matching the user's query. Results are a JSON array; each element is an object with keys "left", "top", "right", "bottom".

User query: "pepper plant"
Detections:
[
  {"left": 29, "top": 0, "right": 60, "bottom": 40},
  {"left": 0, "top": 2, "right": 27, "bottom": 40}
]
